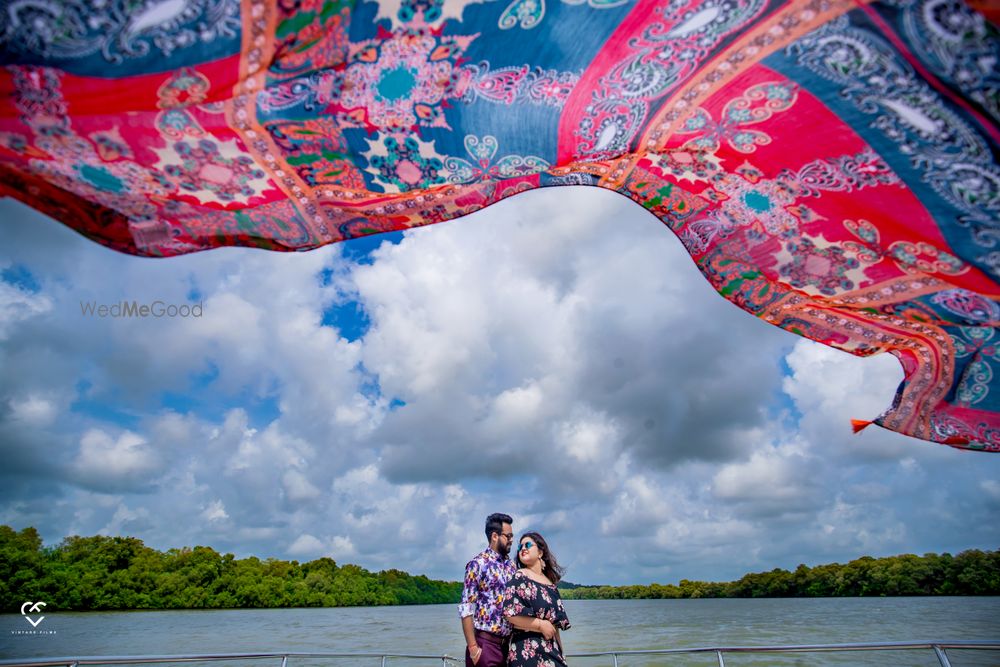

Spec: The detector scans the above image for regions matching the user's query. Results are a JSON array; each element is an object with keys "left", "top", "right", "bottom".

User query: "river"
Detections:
[{"left": 3, "top": 597, "right": 999, "bottom": 665}]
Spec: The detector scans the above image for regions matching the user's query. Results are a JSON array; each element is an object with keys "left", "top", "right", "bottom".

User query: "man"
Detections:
[{"left": 459, "top": 512, "right": 517, "bottom": 667}]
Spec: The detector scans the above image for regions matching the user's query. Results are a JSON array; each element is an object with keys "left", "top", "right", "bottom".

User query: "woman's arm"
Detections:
[{"left": 508, "top": 615, "right": 557, "bottom": 639}]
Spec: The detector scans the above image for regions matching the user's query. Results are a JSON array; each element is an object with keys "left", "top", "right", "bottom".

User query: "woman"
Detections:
[{"left": 502, "top": 532, "right": 571, "bottom": 667}]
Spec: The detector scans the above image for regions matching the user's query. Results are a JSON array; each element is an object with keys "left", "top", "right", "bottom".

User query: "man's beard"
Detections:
[{"left": 497, "top": 543, "right": 510, "bottom": 559}]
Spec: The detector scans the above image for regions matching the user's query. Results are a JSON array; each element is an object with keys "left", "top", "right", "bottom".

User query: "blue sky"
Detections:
[{"left": 1, "top": 187, "right": 998, "bottom": 586}]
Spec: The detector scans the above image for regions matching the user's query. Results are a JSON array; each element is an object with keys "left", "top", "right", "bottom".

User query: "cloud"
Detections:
[
  {"left": 781, "top": 340, "right": 924, "bottom": 462},
  {"left": 0, "top": 280, "right": 51, "bottom": 341},
  {"left": 712, "top": 441, "right": 821, "bottom": 517},
  {"left": 199, "top": 499, "right": 229, "bottom": 523},
  {"left": 288, "top": 533, "right": 326, "bottom": 557},
  {"left": 72, "top": 429, "right": 163, "bottom": 491},
  {"left": 283, "top": 470, "right": 322, "bottom": 502},
  {"left": 357, "top": 188, "right": 792, "bottom": 489},
  {"left": 8, "top": 394, "right": 59, "bottom": 426},
  {"left": 2, "top": 191, "right": 999, "bottom": 585},
  {"left": 98, "top": 501, "right": 155, "bottom": 536}
]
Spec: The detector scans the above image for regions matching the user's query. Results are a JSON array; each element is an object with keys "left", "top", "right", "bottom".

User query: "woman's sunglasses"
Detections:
[{"left": 519, "top": 541, "right": 535, "bottom": 551}]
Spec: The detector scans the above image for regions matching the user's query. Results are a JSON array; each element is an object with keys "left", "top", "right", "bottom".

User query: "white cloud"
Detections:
[
  {"left": 781, "top": 340, "right": 920, "bottom": 462},
  {"left": 600, "top": 474, "right": 676, "bottom": 538},
  {"left": 712, "top": 443, "right": 817, "bottom": 511},
  {"left": 8, "top": 394, "right": 58, "bottom": 426},
  {"left": 329, "top": 535, "right": 357, "bottom": 559},
  {"left": 283, "top": 469, "right": 321, "bottom": 502},
  {"left": 73, "top": 429, "right": 162, "bottom": 488},
  {"left": 783, "top": 341, "right": 903, "bottom": 422},
  {"left": 2, "top": 191, "right": 1000, "bottom": 585},
  {"left": 803, "top": 496, "right": 909, "bottom": 555},
  {"left": 288, "top": 533, "right": 325, "bottom": 557},
  {"left": 553, "top": 412, "right": 620, "bottom": 466},
  {"left": 99, "top": 502, "right": 153, "bottom": 536},
  {"left": 489, "top": 382, "right": 545, "bottom": 429},
  {"left": 201, "top": 500, "right": 229, "bottom": 523},
  {"left": 0, "top": 280, "right": 51, "bottom": 340},
  {"left": 980, "top": 479, "right": 1000, "bottom": 501}
]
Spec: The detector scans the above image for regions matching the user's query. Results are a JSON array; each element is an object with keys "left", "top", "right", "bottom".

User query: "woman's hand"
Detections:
[
  {"left": 469, "top": 645, "right": 482, "bottom": 665},
  {"left": 533, "top": 618, "right": 557, "bottom": 640}
]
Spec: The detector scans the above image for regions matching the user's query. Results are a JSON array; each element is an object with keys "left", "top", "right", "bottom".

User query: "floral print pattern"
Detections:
[
  {"left": 458, "top": 548, "right": 517, "bottom": 634},
  {"left": 502, "top": 570, "right": 571, "bottom": 667}
]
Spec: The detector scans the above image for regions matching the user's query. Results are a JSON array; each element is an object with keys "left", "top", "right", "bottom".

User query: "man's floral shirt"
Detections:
[{"left": 458, "top": 548, "right": 517, "bottom": 635}]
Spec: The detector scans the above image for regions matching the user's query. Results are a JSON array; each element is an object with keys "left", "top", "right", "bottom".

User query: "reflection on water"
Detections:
[{"left": 2, "top": 598, "right": 998, "bottom": 666}]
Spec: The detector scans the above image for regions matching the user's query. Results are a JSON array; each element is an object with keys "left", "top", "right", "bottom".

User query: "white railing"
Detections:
[
  {"left": 2, "top": 641, "right": 1000, "bottom": 667},
  {"left": 570, "top": 640, "right": 1000, "bottom": 666}
]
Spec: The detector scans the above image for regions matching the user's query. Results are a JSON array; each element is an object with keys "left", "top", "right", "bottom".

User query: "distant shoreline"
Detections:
[
  {"left": 561, "top": 548, "right": 1000, "bottom": 599},
  {"left": 4, "top": 526, "right": 997, "bottom": 611}
]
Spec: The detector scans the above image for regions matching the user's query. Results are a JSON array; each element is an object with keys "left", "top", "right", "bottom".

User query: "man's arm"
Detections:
[
  {"left": 458, "top": 559, "right": 481, "bottom": 662},
  {"left": 461, "top": 615, "right": 480, "bottom": 662}
]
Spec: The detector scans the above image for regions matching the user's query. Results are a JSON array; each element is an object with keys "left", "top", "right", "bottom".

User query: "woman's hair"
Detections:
[{"left": 516, "top": 531, "right": 566, "bottom": 585}]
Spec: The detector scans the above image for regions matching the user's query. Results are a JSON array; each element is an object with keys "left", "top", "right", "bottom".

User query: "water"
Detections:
[{"left": 2, "top": 598, "right": 998, "bottom": 666}]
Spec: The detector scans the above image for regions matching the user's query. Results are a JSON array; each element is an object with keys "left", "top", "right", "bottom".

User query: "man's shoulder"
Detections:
[
  {"left": 465, "top": 548, "right": 515, "bottom": 572},
  {"left": 465, "top": 549, "right": 490, "bottom": 569}
]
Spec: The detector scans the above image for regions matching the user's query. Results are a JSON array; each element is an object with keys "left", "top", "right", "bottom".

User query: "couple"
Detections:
[{"left": 458, "top": 513, "right": 570, "bottom": 667}]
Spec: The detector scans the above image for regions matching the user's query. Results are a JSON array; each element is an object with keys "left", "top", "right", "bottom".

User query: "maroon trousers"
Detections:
[{"left": 466, "top": 630, "right": 510, "bottom": 667}]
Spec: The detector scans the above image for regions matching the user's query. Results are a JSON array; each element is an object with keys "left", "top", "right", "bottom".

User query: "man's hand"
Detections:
[{"left": 469, "top": 645, "right": 482, "bottom": 665}]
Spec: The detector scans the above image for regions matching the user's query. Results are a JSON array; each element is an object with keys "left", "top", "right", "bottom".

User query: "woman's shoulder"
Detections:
[
  {"left": 505, "top": 569, "right": 530, "bottom": 591},
  {"left": 511, "top": 568, "right": 535, "bottom": 583},
  {"left": 517, "top": 568, "right": 555, "bottom": 587}
]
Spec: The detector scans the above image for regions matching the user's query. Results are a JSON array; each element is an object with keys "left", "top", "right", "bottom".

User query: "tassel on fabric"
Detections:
[{"left": 851, "top": 419, "right": 873, "bottom": 434}]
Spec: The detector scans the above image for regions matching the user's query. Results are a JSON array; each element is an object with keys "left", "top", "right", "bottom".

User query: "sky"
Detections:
[{"left": 1, "top": 186, "right": 999, "bottom": 586}]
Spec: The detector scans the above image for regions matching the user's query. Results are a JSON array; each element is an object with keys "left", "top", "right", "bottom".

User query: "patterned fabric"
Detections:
[
  {"left": 502, "top": 570, "right": 571, "bottom": 667},
  {"left": 0, "top": 1, "right": 998, "bottom": 451},
  {"left": 459, "top": 548, "right": 518, "bottom": 634}
]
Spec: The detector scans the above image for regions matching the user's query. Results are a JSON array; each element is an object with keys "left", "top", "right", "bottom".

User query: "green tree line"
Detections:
[
  {"left": 2, "top": 527, "right": 996, "bottom": 611},
  {"left": 0, "top": 526, "right": 460, "bottom": 611},
  {"left": 560, "top": 549, "right": 1000, "bottom": 600}
]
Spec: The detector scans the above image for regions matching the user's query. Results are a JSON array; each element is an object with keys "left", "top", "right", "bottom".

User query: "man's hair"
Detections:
[{"left": 485, "top": 513, "right": 513, "bottom": 540}]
